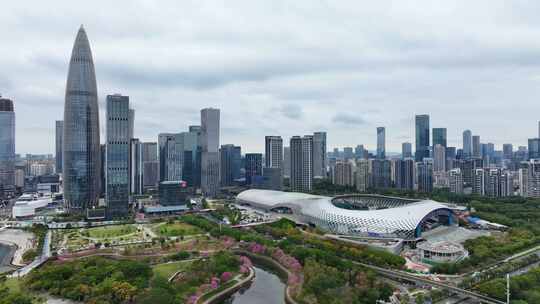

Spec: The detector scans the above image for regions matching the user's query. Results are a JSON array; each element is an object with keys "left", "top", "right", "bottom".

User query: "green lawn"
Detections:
[
  {"left": 154, "top": 222, "right": 203, "bottom": 237},
  {"left": 153, "top": 261, "right": 190, "bottom": 279},
  {"left": 3, "top": 278, "right": 21, "bottom": 292},
  {"left": 86, "top": 224, "right": 137, "bottom": 239}
]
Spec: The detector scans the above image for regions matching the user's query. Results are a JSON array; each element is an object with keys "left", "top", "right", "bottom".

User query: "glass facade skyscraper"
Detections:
[
  {"left": 63, "top": 26, "right": 101, "bottom": 215},
  {"left": 0, "top": 96, "right": 15, "bottom": 197},
  {"left": 55, "top": 120, "right": 63, "bottom": 174},
  {"left": 376, "top": 127, "right": 385, "bottom": 159},
  {"left": 415, "top": 115, "right": 430, "bottom": 162},
  {"left": 432, "top": 128, "right": 447, "bottom": 148},
  {"left": 106, "top": 94, "right": 130, "bottom": 218}
]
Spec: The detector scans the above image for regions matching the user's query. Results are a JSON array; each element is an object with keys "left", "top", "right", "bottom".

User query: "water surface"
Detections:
[{"left": 221, "top": 266, "right": 286, "bottom": 304}]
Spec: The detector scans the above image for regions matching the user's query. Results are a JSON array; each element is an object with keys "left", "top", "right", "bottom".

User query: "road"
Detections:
[{"left": 354, "top": 261, "right": 505, "bottom": 304}]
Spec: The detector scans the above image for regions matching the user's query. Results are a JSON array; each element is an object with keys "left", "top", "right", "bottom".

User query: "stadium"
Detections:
[{"left": 236, "top": 190, "right": 455, "bottom": 240}]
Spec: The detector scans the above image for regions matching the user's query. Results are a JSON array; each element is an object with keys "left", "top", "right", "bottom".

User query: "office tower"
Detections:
[
  {"left": 245, "top": 153, "right": 263, "bottom": 185},
  {"left": 394, "top": 158, "right": 415, "bottom": 190},
  {"left": 313, "top": 132, "right": 327, "bottom": 178},
  {"left": 0, "top": 96, "right": 15, "bottom": 198},
  {"left": 446, "top": 147, "right": 457, "bottom": 159},
  {"left": 376, "top": 127, "right": 386, "bottom": 159},
  {"left": 100, "top": 144, "right": 106, "bottom": 197},
  {"left": 416, "top": 159, "right": 433, "bottom": 193},
  {"left": 463, "top": 130, "right": 472, "bottom": 158},
  {"left": 415, "top": 115, "right": 430, "bottom": 162},
  {"left": 449, "top": 168, "right": 464, "bottom": 194},
  {"left": 432, "top": 128, "right": 447, "bottom": 148},
  {"left": 105, "top": 94, "right": 130, "bottom": 218},
  {"left": 55, "top": 120, "right": 63, "bottom": 174},
  {"left": 538, "top": 121, "right": 540, "bottom": 138},
  {"left": 472, "top": 135, "right": 481, "bottom": 158},
  {"left": 158, "top": 133, "right": 175, "bottom": 182},
  {"left": 355, "top": 145, "right": 366, "bottom": 159},
  {"left": 503, "top": 144, "right": 513, "bottom": 160},
  {"left": 188, "top": 126, "right": 202, "bottom": 187},
  {"left": 283, "top": 146, "right": 291, "bottom": 178},
  {"left": 332, "top": 161, "right": 354, "bottom": 187},
  {"left": 201, "top": 108, "right": 220, "bottom": 197},
  {"left": 355, "top": 159, "right": 370, "bottom": 192},
  {"left": 130, "top": 138, "right": 141, "bottom": 194},
  {"left": 165, "top": 133, "right": 185, "bottom": 182},
  {"left": 265, "top": 136, "right": 283, "bottom": 169},
  {"left": 159, "top": 181, "right": 189, "bottom": 206},
  {"left": 63, "top": 26, "right": 101, "bottom": 215},
  {"left": 371, "top": 159, "right": 391, "bottom": 189},
  {"left": 486, "top": 143, "right": 495, "bottom": 158},
  {"left": 290, "top": 135, "right": 314, "bottom": 192},
  {"left": 433, "top": 144, "right": 446, "bottom": 172},
  {"left": 343, "top": 147, "right": 354, "bottom": 161},
  {"left": 333, "top": 148, "right": 340, "bottom": 159},
  {"left": 141, "top": 142, "right": 159, "bottom": 192},
  {"left": 402, "top": 142, "right": 412, "bottom": 159},
  {"left": 128, "top": 109, "right": 135, "bottom": 139},
  {"left": 261, "top": 167, "right": 283, "bottom": 191},
  {"left": 220, "top": 144, "right": 241, "bottom": 186},
  {"left": 528, "top": 138, "right": 540, "bottom": 160}
]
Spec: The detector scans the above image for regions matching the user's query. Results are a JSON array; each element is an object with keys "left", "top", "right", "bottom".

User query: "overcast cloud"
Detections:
[{"left": 3, "top": 0, "right": 540, "bottom": 154}]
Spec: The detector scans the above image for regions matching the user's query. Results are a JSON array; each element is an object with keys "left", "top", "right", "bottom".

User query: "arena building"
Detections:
[
  {"left": 417, "top": 241, "right": 468, "bottom": 263},
  {"left": 236, "top": 190, "right": 455, "bottom": 240}
]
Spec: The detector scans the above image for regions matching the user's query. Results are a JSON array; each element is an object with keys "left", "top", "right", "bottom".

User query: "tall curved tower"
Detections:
[{"left": 63, "top": 25, "right": 101, "bottom": 215}]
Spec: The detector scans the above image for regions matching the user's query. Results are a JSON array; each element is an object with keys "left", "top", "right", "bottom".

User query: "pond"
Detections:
[{"left": 220, "top": 266, "right": 286, "bottom": 304}]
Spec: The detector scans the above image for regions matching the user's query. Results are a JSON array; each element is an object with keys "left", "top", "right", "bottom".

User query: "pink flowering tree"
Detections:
[
  {"left": 221, "top": 271, "right": 233, "bottom": 282},
  {"left": 248, "top": 242, "right": 266, "bottom": 254},
  {"left": 211, "top": 277, "right": 220, "bottom": 289}
]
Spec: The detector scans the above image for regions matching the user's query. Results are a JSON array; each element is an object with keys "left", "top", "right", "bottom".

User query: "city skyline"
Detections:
[{"left": 4, "top": 2, "right": 540, "bottom": 154}]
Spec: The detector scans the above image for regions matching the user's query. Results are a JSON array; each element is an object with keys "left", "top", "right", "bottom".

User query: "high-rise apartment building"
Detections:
[
  {"left": 290, "top": 135, "right": 313, "bottom": 192},
  {"left": 332, "top": 161, "right": 354, "bottom": 187},
  {"left": 415, "top": 115, "right": 430, "bottom": 162},
  {"left": 265, "top": 136, "right": 283, "bottom": 169},
  {"left": 355, "top": 159, "right": 370, "bottom": 192},
  {"left": 201, "top": 108, "right": 220, "bottom": 197},
  {"left": 63, "top": 26, "right": 101, "bottom": 215},
  {"left": 105, "top": 94, "right": 130, "bottom": 218},
  {"left": 376, "top": 127, "right": 386, "bottom": 159},
  {"left": 313, "top": 132, "right": 327, "bottom": 178},
  {"left": 449, "top": 168, "right": 464, "bottom": 194},
  {"left": 55, "top": 120, "right": 63, "bottom": 174}
]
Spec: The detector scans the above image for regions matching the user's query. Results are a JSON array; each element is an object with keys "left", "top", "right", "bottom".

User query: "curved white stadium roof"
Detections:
[{"left": 236, "top": 190, "right": 453, "bottom": 239}]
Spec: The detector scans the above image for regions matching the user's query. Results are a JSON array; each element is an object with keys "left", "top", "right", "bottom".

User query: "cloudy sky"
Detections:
[{"left": 3, "top": 1, "right": 540, "bottom": 155}]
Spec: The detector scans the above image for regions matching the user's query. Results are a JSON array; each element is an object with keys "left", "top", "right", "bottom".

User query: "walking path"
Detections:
[{"left": 200, "top": 267, "right": 255, "bottom": 304}]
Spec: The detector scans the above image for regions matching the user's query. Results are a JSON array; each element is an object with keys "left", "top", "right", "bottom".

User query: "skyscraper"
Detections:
[
  {"left": 417, "top": 159, "right": 433, "bottom": 193},
  {"left": 376, "top": 127, "right": 385, "bottom": 159},
  {"left": 130, "top": 138, "right": 141, "bottom": 194},
  {"left": 245, "top": 153, "right": 263, "bottom": 185},
  {"left": 265, "top": 136, "right": 283, "bottom": 169},
  {"left": 355, "top": 145, "right": 366, "bottom": 159},
  {"left": 201, "top": 108, "right": 220, "bottom": 197},
  {"left": 402, "top": 142, "right": 412, "bottom": 159},
  {"left": 220, "top": 144, "right": 241, "bottom": 186},
  {"left": 283, "top": 146, "right": 291, "bottom": 178},
  {"left": 290, "top": 135, "right": 314, "bottom": 192},
  {"left": 503, "top": 144, "right": 513, "bottom": 160},
  {"left": 141, "top": 142, "right": 159, "bottom": 192},
  {"left": 463, "top": 130, "right": 472, "bottom": 158},
  {"left": 106, "top": 94, "right": 130, "bottom": 219},
  {"left": 433, "top": 144, "right": 446, "bottom": 172},
  {"left": 472, "top": 135, "right": 481, "bottom": 158},
  {"left": 63, "top": 26, "right": 101, "bottom": 215},
  {"left": 55, "top": 120, "right": 63, "bottom": 174},
  {"left": 394, "top": 158, "right": 414, "bottom": 190},
  {"left": 432, "top": 128, "right": 447, "bottom": 148},
  {"left": 158, "top": 133, "right": 175, "bottom": 182},
  {"left": 528, "top": 138, "right": 540, "bottom": 160},
  {"left": 0, "top": 96, "right": 15, "bottom": 197},
  {"left": 415, "top": 115, "right": 430, "bottom": 162},
  {"left": 313, "top": 132, "right": 327, "bottom": 179}
]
